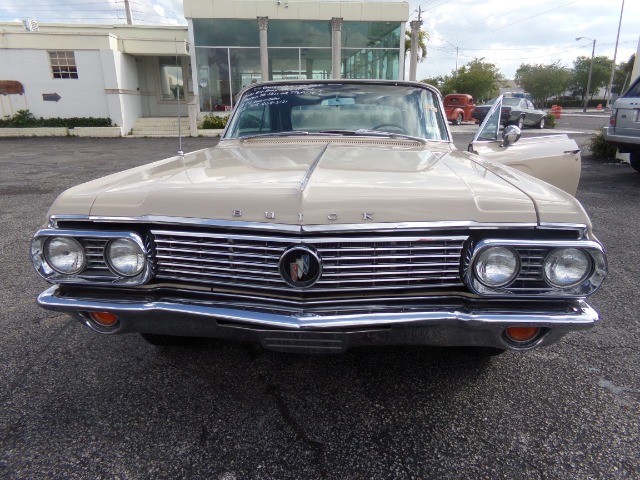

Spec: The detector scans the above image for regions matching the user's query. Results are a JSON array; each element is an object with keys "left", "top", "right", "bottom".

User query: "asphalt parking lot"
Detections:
[{"left": 1, "top": 134, "right": 639, "bottom": 479}]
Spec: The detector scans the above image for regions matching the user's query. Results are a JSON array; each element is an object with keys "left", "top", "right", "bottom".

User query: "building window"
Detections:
[
  {"left": 49, "top": 51, "right": 78, "bottom": 79},
  {"left": 158, "top": 56, "right": 185, "bottom": 101}
]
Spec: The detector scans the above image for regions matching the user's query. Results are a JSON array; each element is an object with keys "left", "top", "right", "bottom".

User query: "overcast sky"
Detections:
[{"left": 1, "top": 0, "right": 638, "bottom": 80}]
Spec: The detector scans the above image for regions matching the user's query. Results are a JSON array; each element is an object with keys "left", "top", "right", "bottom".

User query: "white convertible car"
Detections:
[{"left": 31, "top": 80, "right": 607, "bottom": 355}]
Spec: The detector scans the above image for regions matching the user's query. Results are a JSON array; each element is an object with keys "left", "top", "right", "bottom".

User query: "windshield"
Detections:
[
  {"left": 224, "top": 83, "right": 449, "bottom": 141},
  {"left": 503, "top": 98, "right": 521, "bottom": 106}
]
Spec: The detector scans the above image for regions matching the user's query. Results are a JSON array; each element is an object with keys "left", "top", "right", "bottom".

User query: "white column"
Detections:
[
  {"left": 398, "top": 21, "right": 406, "bottom": 80},
  {"left": 331, "top": 17, "right": 343, "bottom": 80},
  {"left": 409, "top": 20, "right": 421, "bottom": 81},
  {"left": 258, "top": 17, "right": 269, "bottom": 81}
]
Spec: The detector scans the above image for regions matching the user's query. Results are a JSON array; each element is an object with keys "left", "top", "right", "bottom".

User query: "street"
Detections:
[{"left": 0, "top": 124, "right": 638, "bottom": 478}]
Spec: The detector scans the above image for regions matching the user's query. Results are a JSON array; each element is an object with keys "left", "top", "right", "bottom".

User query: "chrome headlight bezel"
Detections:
[
  {"left": 467, "top": 239, "right": 607, "bottom": 297},
  {"left": 31, "top": 229, "right": 152, "bottom": 286}
]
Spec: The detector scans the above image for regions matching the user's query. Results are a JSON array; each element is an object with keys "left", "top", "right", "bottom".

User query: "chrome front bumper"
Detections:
[{"left": 38, "top": 285, "right": 600, "bottom": 353}]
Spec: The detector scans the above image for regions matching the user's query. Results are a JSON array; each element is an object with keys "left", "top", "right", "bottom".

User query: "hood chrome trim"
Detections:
[
  {"left": 48, "top": 214, "right": 587, "bottom": 235},
  {"left": 300, "top": 143, "right": 329, "bottom": 193}
]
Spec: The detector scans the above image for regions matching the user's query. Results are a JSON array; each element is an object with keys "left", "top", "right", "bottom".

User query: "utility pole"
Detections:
[
  {"left": 576, "top": 37, "right": 596, "bottom": 113},
  {"left": 409, "top": 7, "right": 422, "bottom": 81},
  {"left": 124, "top": 0, "right": 133, "bottom": 25},
  {"left": 606, "top": 0, "right": 625, "bottom": 109}
]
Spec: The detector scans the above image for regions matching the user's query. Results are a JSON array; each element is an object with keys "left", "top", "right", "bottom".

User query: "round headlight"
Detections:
[
  {"left": 543, "top": 248, "right": 592, "bottom": 288},
  {"left": 106, "top": 238, "right": 146, "bottom": 277},
  {"left": 474, "top": 246, "right": 520, "bottom": 288},
  {"left": 44, "top": 236, "right": 86, "bottom": 275}
]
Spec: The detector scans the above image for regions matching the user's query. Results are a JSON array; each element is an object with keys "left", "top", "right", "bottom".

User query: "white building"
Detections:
[
  {"left": 0, "top": 1, "right": 410, "bottom": 135},
  {"left": 0, "top": 22, "right": 190, "bottom": 134}
]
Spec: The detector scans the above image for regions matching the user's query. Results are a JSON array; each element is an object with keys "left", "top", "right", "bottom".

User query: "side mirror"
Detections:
[{"left": 502, "top": 125, "right": 521, "bottom": 147}]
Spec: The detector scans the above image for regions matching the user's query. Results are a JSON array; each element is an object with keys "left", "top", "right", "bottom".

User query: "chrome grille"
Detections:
[
  {"left": 510, "top": 246, "right": 554, "bottom": 294},
  {"left": 152, "top": 230, "right": 468, "bottom": 294},
  {"left": 84, "top": 238, "right": 109, "bottom": 272}
]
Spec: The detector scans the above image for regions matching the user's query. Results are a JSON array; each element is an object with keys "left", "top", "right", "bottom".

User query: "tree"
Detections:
[
  {"left": 442, "top": 59, "right": 505, "bottom": 101},
  {"left": 420, "top": 76, "right": 446, "bottom": 92},
  {"left": 515, "top": 62, "right": 571, "bottom": 108},
  {"left": 404, "top": 28, "right": 429, "bottom": 63},
  {"left": 569, "top": 55, "right": 614, "bottom": 100},
  {"left": 613, "top": 54, "right": 636, "bottom": 95}
]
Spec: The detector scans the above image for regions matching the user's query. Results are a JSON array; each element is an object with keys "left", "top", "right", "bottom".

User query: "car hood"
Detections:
[{"left": 48, "top": 139, "right": 587, "bottom": 226}]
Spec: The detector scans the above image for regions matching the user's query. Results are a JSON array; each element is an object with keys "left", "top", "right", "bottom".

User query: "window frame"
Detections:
[{"left": 48, "top": 51, "right": 78, "bottom": 80}]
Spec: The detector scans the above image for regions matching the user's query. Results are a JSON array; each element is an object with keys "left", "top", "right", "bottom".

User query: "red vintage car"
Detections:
[{"left": 443, "top": 94, "right": 475, "bottom": 125}]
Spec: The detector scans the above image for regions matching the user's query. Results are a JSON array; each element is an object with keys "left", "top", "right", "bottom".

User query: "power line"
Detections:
[
  {"left": 455, "top": 1, "right": 578, "bottom": 44},
  {"left": 438, "top": 3, "right": 538, "bottom": 39}
]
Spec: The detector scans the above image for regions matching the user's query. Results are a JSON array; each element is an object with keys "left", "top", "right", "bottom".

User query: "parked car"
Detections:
[
  {"left": 603, "top": 75, "right": 640, "bottom": 172},
  {"left": 443, "top": 93, "right": 475, "bottom": 125},
  {"left": 473, "top": 97, "right": 547, "bottom": 128},
  {"left": 31, "top": 82, "right": 607, "bottom": 356}
]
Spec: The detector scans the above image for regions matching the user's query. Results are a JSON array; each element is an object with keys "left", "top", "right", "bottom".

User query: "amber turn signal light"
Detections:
[
  {"left": 89, "top": 311, "right": 119, "bottom": 327},
  {"left": 505, "top": 326, "right": 540, "bottom": 343}
]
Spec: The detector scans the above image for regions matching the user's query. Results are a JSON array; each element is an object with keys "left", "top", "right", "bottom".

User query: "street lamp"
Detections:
[{"left": 576, "top": 37, "right": 596, "bottom": 113}]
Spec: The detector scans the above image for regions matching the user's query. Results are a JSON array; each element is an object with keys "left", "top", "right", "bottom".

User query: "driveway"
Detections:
[{"left": 0, "top": 136, "right": 638, "bottom": 479}]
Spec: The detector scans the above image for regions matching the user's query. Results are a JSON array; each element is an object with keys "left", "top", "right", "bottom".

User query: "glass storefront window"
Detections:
[
  {"left": 193, "top": 19, "right": 403, "bottom": 111},
  {"left": 158, "top": 56, "right": 184, "bottom": 101},
  {"left": 342, "top": 49, "right": 399, "bottom": 80},
  {"left": 196, "top": 47, "right": 263, "bottom": 112},
  {"left": 342, "top": 22, "right": 401, "bottom": 48},
  {"left": 268, "top": 20, "right": 331, "bottom": 48},
  {"left": 193, "top": 19, "right": 259, "bottom": 47}
]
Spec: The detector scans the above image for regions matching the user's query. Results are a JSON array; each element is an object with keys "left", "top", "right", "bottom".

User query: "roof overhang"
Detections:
[{"left": 184, "top": 0, "right": 409, "bottom": 22}]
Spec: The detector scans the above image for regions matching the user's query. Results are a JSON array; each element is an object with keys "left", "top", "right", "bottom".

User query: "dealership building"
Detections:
[
  {"left": 0, "top": 0, "right": 410, "bottom": 135},
  {"left": 185, "top": 0, "right": 409, "bottom": 112}
]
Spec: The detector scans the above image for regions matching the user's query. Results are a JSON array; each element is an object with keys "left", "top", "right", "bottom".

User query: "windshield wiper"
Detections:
[{"left": 319, "top": 129, "right": 427, "bottom": 144}]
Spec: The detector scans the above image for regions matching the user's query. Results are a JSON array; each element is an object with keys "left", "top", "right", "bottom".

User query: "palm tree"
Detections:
[{"left": 405, "top": 28, "right": 429, "bottom": 63}]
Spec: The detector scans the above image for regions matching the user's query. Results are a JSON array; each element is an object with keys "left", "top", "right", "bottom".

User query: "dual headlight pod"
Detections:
[
  {"left": 32, "top": 231, "right": 148, "bottom": 284},
  {"left": 470, "top": 240, "right": 607, "bottom": 296}
]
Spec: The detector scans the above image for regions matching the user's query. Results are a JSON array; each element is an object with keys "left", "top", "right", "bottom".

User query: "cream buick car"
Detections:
[{"left": 31, "top": 80, "right": 607, "bottom": 355}]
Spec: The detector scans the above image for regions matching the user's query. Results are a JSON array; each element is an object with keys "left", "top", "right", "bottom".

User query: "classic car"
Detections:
[
  {"left": 31, "top": 80, "right": 607, "bottom": 356},
  {"left": 604, "top": 74, "right": 640, "bottom": 172},
  {"left": 443, "top": 93, "right": 475, "bottom": 125},
  {"left": 472, "top": 97, "right": 547, "bottom": 129}
]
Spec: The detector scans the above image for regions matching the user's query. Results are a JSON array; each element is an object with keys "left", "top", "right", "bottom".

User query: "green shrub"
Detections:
[
  {"left": 544, "top": 112, "right": 556, "bottom": 129},
  {"left": 201, "top": 115, "right": 229, "bottom": 129},
  {"left": 0, "top": 109, "right": 112, "bottom": 128},
  {"left": 544, "top": 99, "right": 607, "bottom": 109},
  {"left": 585, "top": 131, "right": 617, "bottom": 159}
]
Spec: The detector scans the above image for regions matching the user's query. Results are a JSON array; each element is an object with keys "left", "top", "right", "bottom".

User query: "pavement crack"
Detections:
[{"left": 264, "top": 383, "right": 327, "bottom": 477}]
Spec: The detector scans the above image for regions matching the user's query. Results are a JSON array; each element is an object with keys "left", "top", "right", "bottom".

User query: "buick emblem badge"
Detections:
[{"left": 278, "top": 245, "right": 322, "bottom": 288}]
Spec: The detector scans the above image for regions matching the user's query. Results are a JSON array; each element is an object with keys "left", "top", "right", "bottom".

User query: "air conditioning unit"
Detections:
[{"left": 23, "top": 19, "right": 39, "bottom": 32}]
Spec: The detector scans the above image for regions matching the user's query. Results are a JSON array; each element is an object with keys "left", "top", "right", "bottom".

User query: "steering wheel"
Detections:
[{"left": 371, "top": 123, "right": 409, "bottom": 134}]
